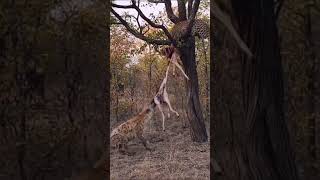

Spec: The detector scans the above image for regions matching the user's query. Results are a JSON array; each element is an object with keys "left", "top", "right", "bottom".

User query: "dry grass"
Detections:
[{"left": 110, "top": 111, "right": 210, "bottom": 180}]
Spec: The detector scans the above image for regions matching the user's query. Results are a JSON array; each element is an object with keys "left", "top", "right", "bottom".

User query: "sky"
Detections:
[
  {"left": 112, "top": 0, "right": 209, "bottom": 26},
  {"left": 113, "top": 0, "right": 178, "bottom": 25}
]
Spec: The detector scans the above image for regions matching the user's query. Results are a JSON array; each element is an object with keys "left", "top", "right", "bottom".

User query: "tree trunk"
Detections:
[
  {"left": 116, "top": 91, "right": 119, "bottom": 121},
  {"left": 212, "top": 0, "right": 298, "bottom": 179},
  {"left": 310, "top": 3, "right": 320, "bottom": 163},
  {"left": 148, "top": 45, "right": 152, "bottom": 96},
  {"left": 179, "top": 37, "right": 208, "bottom": 142},
  {"left": 115, "top": 74, "right": 119, "bottom": 122},
  {"left": 305, "top": 4, "right": 316, "bottom": 160},
  {"left": 205, "top": 48, "right": 210, "bottom": 120}
]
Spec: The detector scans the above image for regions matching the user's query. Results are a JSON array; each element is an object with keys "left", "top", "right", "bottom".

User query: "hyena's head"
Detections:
[
  {"left": 142, "top": 99, "right": 157, "bottom": 117},
  {"left": 149, "top": 98, "right": 158, "bottom": 110}
]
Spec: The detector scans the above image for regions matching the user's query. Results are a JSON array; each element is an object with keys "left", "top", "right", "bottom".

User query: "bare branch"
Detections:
[
  {"left": 187, "top": 0, "right": 194, "bottom": 18},
  {"left": 131, "top": 1, "right": 174, "bottom": 40},
  {"left": 111, "top": 9, "right": 170, "bottom": 45},
  {"left": 111, "top": 3, "right": 134, "bottom": 9},
  {"left": 148, "top": 0, "right": 165, "bottom": 3},
  {"left": 164, "top": 0, "right": 179, "bottom": 23},
  {"left": 186, "top": 0, "right": 200, "bottom": 34},
  {"left": 178, "top": 0, "right": 187, "bottom": 20},
  {"left": 112, "top": 1, "right": 174, "bottom": 41},
  {"left": 188, "top": 0, "right": 200, "bottom": 21},
  {"left": 142, "top": 25, "right": 151, "bottom": 35},
  {"left": 123, "top": 14, "right": 143, "bottom": 34},
  {"left": 136, "top": 13, "right": 143, "bottom": 34}
]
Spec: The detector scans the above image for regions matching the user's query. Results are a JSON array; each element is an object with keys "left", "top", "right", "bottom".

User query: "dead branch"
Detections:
[
  {"left": 178, "top": 0, "right": 187, "bottom": 21},
  {"left": 111, "top": 0, "right": 174, "bottom": 43},
  {"left": 187, "top": 0, "right": 194, "bottom": 18},
  {"left": 164, "top": 0, "right": 180, "bottom": 23},
  {"left": 186, "top": 0, "right": 201, "bottom": 35},
  {"left": 111, "top": 9, "right": 171, "bottom": 45}
]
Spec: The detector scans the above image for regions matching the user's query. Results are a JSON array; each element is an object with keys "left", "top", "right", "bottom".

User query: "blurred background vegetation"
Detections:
[
  {"left": 279, "top": 0, "right": 320, "bottom": 179},
  {"left": 0, "top": 0, "right": 108, "bottom": 179}
]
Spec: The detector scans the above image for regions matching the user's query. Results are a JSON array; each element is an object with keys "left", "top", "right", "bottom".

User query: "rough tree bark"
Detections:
[
  {"left": 311, "top": 3, "right": 320, "bottom": 163},
  {"left": 180, "top": 37, "right": 208, "bottom": 142},
  {"left": 305, "top": 3, "right": 317, "bottom": 160},
  {"left": 212, "top": 0, "right": 299, "bottom": 179}
]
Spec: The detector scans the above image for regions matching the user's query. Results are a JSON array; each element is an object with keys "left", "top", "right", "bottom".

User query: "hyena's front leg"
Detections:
[
  {"left": 119, "top": 142, "right": 135, "bottom": 156},
  {"left": 137, "top": 132, "right": 153, "bottom": 151}
]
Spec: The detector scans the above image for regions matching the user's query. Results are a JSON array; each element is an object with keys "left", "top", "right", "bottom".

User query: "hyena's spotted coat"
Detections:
[{"left": 110, "top": 100, "right": 156, "bottom": 155}]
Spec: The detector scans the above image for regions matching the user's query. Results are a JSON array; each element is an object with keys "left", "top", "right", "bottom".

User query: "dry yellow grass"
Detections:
[{"left": 110, "top": 112, "right": 210, "bottom": 180}]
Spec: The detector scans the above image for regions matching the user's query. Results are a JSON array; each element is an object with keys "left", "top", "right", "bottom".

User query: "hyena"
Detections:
[{"left": 110, "top": 100, "right": 157, "bottom": 155}]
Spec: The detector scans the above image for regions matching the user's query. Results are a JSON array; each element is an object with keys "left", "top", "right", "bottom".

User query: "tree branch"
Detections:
[
  {"left": 112, "top": 1, "right": 173, "bottom": 41},
  {"left": 186, "top": 0, "right": 200, "bottom": 34},
  {"left": 178, "top": 0, "right": 187, "bottom": 20},
  {"left": 111, "top": 3, "right": 134, "bottom": 9},
  {"left": 111, "top": 9, "right": 170, "bottom": 45},
  {"left": 148, "top": 0, "right": 165, "bottom": 3},
  {"left": 187, "top": 0, "right": 194, "bottom": 18},
  {"left": 164, "top": 0, "right": 179, "bottom": 23},
  {"left": 132, "top": 0, "right": 173, "bottom": 40}
]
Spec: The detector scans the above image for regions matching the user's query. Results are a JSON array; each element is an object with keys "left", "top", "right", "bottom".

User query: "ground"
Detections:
[{"left": 110, "top": 111, "right": 210, "bottom": 180}]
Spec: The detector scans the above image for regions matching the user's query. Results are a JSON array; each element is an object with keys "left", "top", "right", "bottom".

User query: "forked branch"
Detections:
[
  {"left": 187, "top": 0, "right": 194, "bottom": 18},
  {"left": 147, "top": 0, "right": 179, "bottom": 23},
  {"left": 186, "top": 0, "right": 201, "bottom": 35},
  {"left": 111, "top": 9, "right": 171, "bottom": 45},
  {"left": 164, "top": 0, "right": 180, "bottom": 23},
  {"left": 177, "top": 0, "right": 187, "bottom": 20},
  {"left": 111, "top": 0, "right": 174, "bottom": 44}
]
